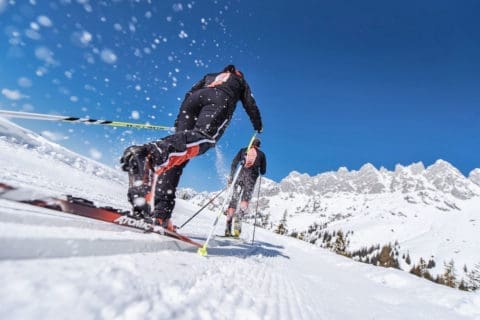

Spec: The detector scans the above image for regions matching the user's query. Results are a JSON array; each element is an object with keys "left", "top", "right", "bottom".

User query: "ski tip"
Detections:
[{"left": 197, "top": 245, "right": 208, "bottom": 257}]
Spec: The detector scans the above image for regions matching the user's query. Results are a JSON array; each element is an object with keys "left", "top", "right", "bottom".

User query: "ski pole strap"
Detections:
[{"left": 0, "top": 110, "right": 174, "bottom": 131}]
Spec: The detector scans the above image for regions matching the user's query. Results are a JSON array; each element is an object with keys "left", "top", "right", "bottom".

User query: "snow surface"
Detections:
[{"left": 1, "top": 118, "right": 479, "bottom": 319}]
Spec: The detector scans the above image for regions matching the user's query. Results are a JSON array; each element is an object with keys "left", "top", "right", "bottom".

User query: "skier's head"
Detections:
[
  {"left": 252, "top": 138, "right": 261, "bottom": 148},
  {"left": 223, "top": 64, "right": 243, "bottom": 78}
]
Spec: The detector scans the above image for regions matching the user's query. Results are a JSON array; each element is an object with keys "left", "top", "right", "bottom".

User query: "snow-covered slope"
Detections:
[
  {"left": 0, "top": 118, "right": 479, "bottom": 319},
  {"left": 186, "top": 159, "right": 480, "bottom": 282}
]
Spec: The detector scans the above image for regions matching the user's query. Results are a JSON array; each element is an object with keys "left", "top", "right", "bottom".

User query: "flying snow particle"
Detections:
[
  {"left": 70, "top": 31, "right": 92, "bottom": 47},
  {"left": 30, "top": 22, "right": 40, "bottom": 31},
  {"left": 18, "top": 77, "right": 32, "bottom": 88},
  {"left": 172, "top": 3, "right": 183, "bottom": 12},
  {"left": 35, "top": 46, "right": 55, "bottom": 64},
  {"left": 89, "top": 148, "right": 102, "bottom": 160},
  {"left": 145, "top": 11, "right": 152, "bottom": 19},
  {"left": 131, "top": 111, "right": 140, "bottom": 119},
  {"left": 37, "top": 15, "right": 53, "bottom": 27},
  {"left": 135, "top": 85, "right": 141, "bottom": 91},
  {"left": 80, "top": 31, "right": 92, "bottom": 44},
  {"left": 35, "top": 67, "right": 47, "bottom": 77},
  {"left": 1, "top": 88, "right": 25, "bottom": 100},
  {"left": 100, "top": 49, "right": 117, "bottom": 64},
  {"left": 70, "top": 96, "right": 78, "bottom": 102},
  {"left": 129, "top": 22, "right": 136, "bottom": 33},
  {"left": 113, "top": 23, "right": 122, "bottom": 31},
  {"left": 64, "top": 71, "right": 73, "bottom": 79},
  {"left": 178, "top": 30, "right": 188, "bottom": 39},
  {"left": 25, "top": 29, "right": 41, "bottom": 40}
]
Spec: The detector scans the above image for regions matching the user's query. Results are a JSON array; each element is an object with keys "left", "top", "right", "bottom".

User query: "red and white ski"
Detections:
[{"left": 0, "top": 182, "right": 203, "bottom": 248}]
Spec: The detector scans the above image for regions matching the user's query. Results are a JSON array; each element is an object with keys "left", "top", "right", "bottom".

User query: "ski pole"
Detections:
[
  {"left": 251, "top": 175, "right": 262, "bottom": 245},
  {"left": 0, "top": 109, "right": 174, "bottom": 131},
  {"left": 177, "top": 188, "right": 226, "bottom": 229},
  {"left": 197, "top": 165, "right": 242, "bottom": 256},
  {"left": 198, "top": 132, "right": 257, "bottom": 257}
]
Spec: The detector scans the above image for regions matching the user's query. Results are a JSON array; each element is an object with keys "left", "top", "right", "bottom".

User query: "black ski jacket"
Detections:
[
  {"left": 230, "top": 146, "right": 267, "bottom": 183},
  {"left": 185, "top": 71, "right": 262, "bottom": 132}
]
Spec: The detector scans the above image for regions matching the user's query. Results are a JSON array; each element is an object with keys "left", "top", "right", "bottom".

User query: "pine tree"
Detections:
[
  {"left": 377, "top": 244, "right": 400, "bottom": 269},
  {"left": 436, "top": 275, "right": 446, "bottom": 285},
  {"left": 443, "top": 259, "right": 457, "bottom": 288},
  {"left": 275, "top": 210, "right": 288, "bottom": 235},
  {"left": 410, "top": 264, "right": 422, "bottom": 277},
  {"left": 458, "top": 279, "right": 468, "bottom": 291},
  {"left": 333, "top": 230, "right": 349, "bottom": 256},
  {"left": 467, "top": 262, "right": 480, "bottom": 291},
  {"left": 261, "top": 213, "right": 270, "bottom": 228},
  {"left": 405, "top": 253, "right": 411, "bottom": 265}
]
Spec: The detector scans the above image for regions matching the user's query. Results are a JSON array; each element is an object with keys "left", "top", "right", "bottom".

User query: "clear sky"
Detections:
[{"left": 0, "top": 1, "right": 479, "bottom": 191}]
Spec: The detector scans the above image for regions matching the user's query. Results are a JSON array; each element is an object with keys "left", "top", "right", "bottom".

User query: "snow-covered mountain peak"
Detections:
[
  {"left": 407, "top": 161, "right": 426, "bottom": 175},
  {"left": 424, "top": 159, "right": 478, "bottom": 199},
  {"left": 469, "top": 168, "right": 480, "bottom": 186},
  {"left": 359, "top": 162, "right": 378, "bottom": 173},
  {"left": 337, "top": 166, "right": 349, "bottom": 173},
  {"left": 284, "top": 170, "right": 310, "bottom": 181}
]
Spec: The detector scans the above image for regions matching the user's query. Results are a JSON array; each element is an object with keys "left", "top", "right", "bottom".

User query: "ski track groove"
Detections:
[{"left": 153, "top": 241, "right": 308, "bottom": 320}]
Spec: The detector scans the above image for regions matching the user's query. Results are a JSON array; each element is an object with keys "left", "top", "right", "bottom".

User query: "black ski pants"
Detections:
[{"left": 153, "top": 88, "right": 234, "bottom": 219}]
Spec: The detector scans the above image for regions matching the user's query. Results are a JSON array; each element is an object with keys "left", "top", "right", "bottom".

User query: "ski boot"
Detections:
[
  {"left": 127, "top": 184, "right": 152, "bottom": 219},
  {"left": 154, "top": 217, "right": 176, "bottom": 232},
  {"left": 149, "top": 208, "right": 176, "bottom": 232},
  {"left": 232, "top": 216, "right": 242, "bottom": 237},
  {"left": 232, "top": 208, "right": 246, "bottom": 237}
]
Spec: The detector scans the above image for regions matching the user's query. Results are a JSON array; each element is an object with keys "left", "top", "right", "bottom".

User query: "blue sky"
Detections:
[{"left": 0, "top": 1, "right": 479, "bottom": 191}]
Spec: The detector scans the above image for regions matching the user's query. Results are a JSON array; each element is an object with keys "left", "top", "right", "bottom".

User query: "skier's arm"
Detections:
[
  {"left": 241, "top": 81, "right": 263, "bottom": 132},
  {"left": 260, "top": 152, "right": 267, "bottom": 175}
]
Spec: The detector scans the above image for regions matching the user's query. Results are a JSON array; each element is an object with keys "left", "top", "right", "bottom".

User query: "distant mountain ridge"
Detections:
[{"left": 276, "top": 160, "right": 479, "bottom": 199}]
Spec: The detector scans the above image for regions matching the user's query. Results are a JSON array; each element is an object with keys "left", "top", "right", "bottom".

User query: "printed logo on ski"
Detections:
[{"left": 114, "top": 216, "right": 164, "bottom": 233}]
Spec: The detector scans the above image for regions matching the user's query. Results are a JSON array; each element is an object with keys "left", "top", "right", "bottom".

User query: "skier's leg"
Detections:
[
  {"left": 147, "top": 94, "right": 232, "bottom": 175},
  {"left": 226, "top": 181, "right": 242, "bottom": 236},
  {"left": 148, "top": 161, "right": 188, "bottom": 230}
]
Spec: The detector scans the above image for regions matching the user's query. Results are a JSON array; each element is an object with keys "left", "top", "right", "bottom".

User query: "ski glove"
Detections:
[{"left": 120, "top": 145, "right": 149, "bottom": 172}]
